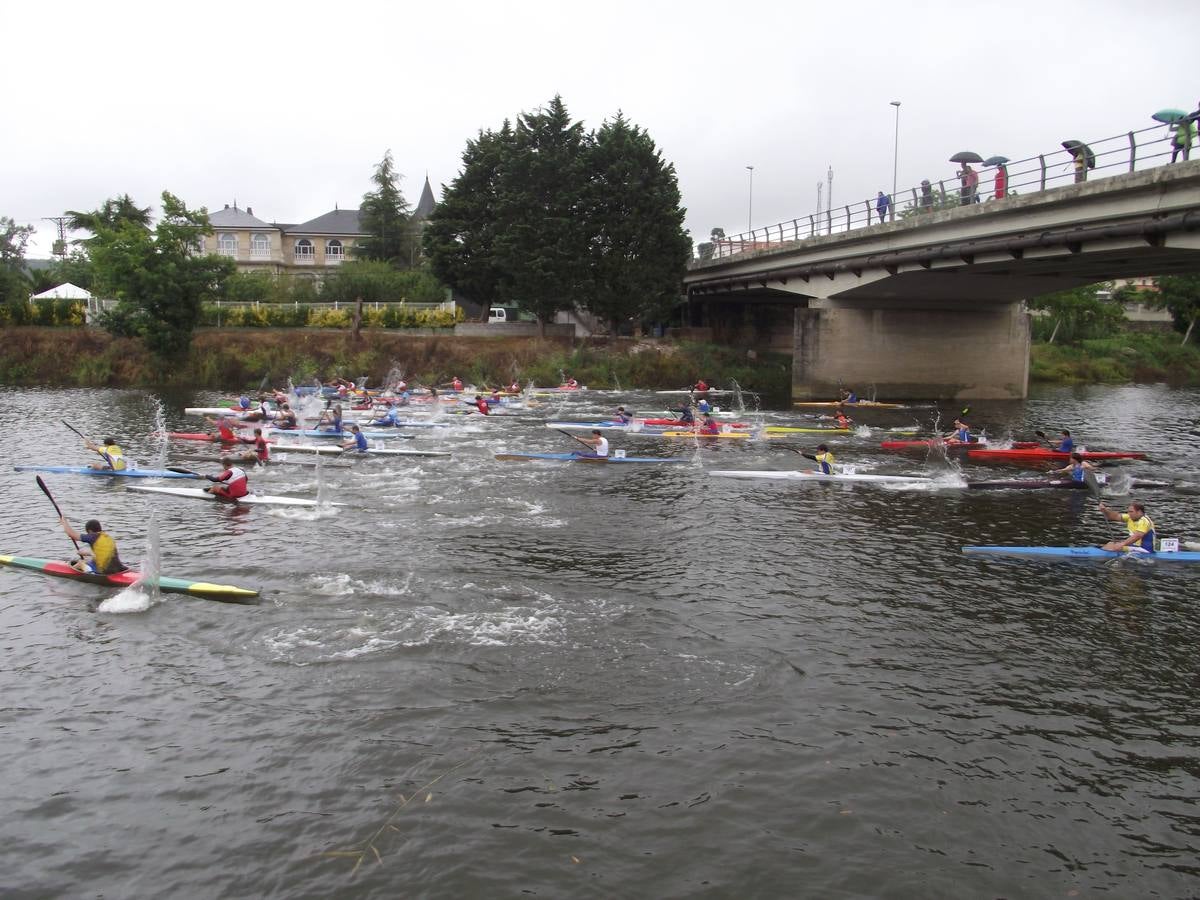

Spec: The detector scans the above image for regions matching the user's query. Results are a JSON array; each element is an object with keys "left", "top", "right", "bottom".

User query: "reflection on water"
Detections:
[{"left": 0, "top": 383, "right": 1197, "bottom": 897}]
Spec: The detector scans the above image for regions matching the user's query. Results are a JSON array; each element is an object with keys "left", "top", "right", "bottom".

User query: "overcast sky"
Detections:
[{"left": 7, "top": 0, "right": 1198, "bottom": 257}]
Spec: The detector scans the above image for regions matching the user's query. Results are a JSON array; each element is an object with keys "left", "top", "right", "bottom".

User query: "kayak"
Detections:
[
  {"left": 0, "top": 554, "right": 260, "bottom": 601},
  {"left": 966, "top": 477, "right": 1170, "bottom": 491},
  {"left": 495, "top": 452, "right": 685, "bottom": 464},
  {"left": 165, "top": 431, "right": 243, "bottom": 442},
  {"left": 658, "top": 431, "right": 751, "bottom": 439},
  {"left": 963, "top": 546, "right": 1200, "bottom": 563},
  {"left": 184, "top": 407, "right": 243, "bottom": 416},
  {"left": 545, "top": 421, "right": 749, "bottom": 432},
  {"left": 763, "top": 426, "right": 852, "bottom": 434},
  {"left": 655, "top": 389, "right": 737, "bottom": 395},
  {"left": 793, "top": 400, "right": 912, "bottom": 409},
  {"left": 267, "top": 428, "right": 414, "bottom": 440},
  {"left": 270, "top": 444, "right": 452, "bottom": 458},
  {"left": 881, "top": 440, "right": 1041, "bottom": 452},
  {"left": 709, "top": 469, "right": 931, "bottom": 485},
  {"left": 13, "top": 465, "right": 203, "bottom": 480},
  {"left": 966, "top": 448, "right": 1146, "bottom": 462},
  {"left": 126, "top": 485, "right": 325, "bottom": 507}
]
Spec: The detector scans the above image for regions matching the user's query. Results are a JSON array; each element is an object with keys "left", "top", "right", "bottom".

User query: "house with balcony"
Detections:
[{"left": 200, "top": 203, "right": 366, "bottom": 279}]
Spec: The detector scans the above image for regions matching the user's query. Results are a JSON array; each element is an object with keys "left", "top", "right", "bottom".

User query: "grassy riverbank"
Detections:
[
  {"left": 0, "top": 327, "right": 794, "bottom": 400},
  {"left": 1031, "top": 331, "right": 1200, "bottom": 384}
]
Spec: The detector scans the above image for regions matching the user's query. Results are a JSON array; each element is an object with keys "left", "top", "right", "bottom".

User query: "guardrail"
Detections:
[
  {"left": 703, "top": 123, "right": 1188, "bottom": 260},
  {"left": 212, "top": 299, "right": 455, "bottom": 312}
]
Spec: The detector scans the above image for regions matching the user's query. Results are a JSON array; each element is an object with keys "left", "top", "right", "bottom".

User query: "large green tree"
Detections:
[
  {"left": 582, "top": 112, "right": 690, "bottom": 333},
  {"left": 1153, "top": 274, "right": 1200, "bottom": 345},
  {"left": 86, "top": 192, "right": 234, "bottom": 358},
  {"left": 356, "top": 151, "right": 415, "bottom": 265},
  {"left": 492, "top": 96, "right": 590, "bottom": 334},
  {"left": 66, "top": 194, "right": 152, "bottom": 243},
  {"left": 423, "top": 122, "right": 515, "bottom": 318}
]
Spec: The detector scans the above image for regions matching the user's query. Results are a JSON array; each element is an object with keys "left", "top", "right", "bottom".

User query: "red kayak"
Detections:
[
  {"left": 639, "top": 418, "right": 749, "bottom": 428},
  {"left": 881, "top": 440, "right": 1040, "bottom": 452},
  {"left": 967, "top": 448, "right": 1145, "bottom": 463},
  {"left": 164, "top": 431, "right": 277, "bottom": 444}
]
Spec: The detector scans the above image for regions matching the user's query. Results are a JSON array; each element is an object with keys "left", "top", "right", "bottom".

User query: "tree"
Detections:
[
  {"left": 1153, "top": 274, "right": 1200, "bottom": 345},
  {"left": 424, "top": 123, "right": 516, "bottom": 319},
  {"left": 86, "top": 192, "right": 234, "bottom": 358},
  {"left": 356, "top": 151, "right": 415, "bottom": 265},
  {"left": 66, "top": 194, "right": 152, "bottom": 243},
  {"left": 0, "top": 216, "right": 35, "bottom": 309},
  {"left": 492, "top": 96, "right": 590, "bottom": 335},
  {"left": 582, "top": 112, "right": 690, "bottom": 333},
  {"left": 1027, "top": 282, "right": 1125, "bottom": 344}
]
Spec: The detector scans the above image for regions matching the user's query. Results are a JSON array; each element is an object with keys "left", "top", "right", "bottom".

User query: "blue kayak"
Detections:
[
  {"left": 14, "top": 465, "right": 202, "bottom": 479},
  {"left": 495, "top": 452, "right": 684, "bottom": 464},
  {"left": 268, "top": 429, "right": 414, "bottom": 440},
  {"left": 963, "top": 546, "right": 1200, "bottom": 563}
]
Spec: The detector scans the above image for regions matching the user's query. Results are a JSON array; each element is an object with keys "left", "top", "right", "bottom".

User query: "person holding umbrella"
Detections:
[
  {"left": 984, "top": 156, "right": 1009, "bottom": 199},
  {"left": 1172, "top": 117, "right": 1195, "bottom": 163},
  {"left": 949, "top": 152, "right": 983, "bottom": 205}
]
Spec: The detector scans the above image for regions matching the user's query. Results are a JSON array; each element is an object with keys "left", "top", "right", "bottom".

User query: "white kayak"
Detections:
[
  {"left": 126, "top": 485, "right": 327, "bottom": 507},
  {"left": 267, "top": 444, "right": 450, "bottom": 458},
  {"left": 654, "top": 389, "right": 739, "bottom": 396},
  {"left": 709, "top": 469, "right": 932, "bottom": 485}
]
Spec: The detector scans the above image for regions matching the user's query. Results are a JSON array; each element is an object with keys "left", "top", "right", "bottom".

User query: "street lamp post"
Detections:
[
  {"left": 890, "top": 101, "right": 901, "bottom": 221},
  {"left": 745, "top": 166, "right": 754, "bottom": 236}
]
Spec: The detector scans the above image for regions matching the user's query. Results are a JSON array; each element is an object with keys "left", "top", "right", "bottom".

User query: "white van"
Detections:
[{"left": 488, "top": 307, "right": 508, "bottom": 324}]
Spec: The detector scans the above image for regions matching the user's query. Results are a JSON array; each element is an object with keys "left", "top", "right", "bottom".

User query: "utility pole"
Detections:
[
  {"left": 816, "top": 181, "right": 823, "bottom": 220},
  {"left": 745, "top": 165, "right": 754, "bottom": 236},
  {"left": 890, "top": 101, "right": 901, "bottom": 222},
  {"left": 826, "top": 166, "right": 834, "bottom": 235},
  {"left": 43, "top": 216, "right": 70, "bottom": 260}
]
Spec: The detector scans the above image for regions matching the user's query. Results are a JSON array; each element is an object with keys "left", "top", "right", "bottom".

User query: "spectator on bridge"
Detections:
[
  {"left": 994, "top": 165, "right": 1007, "bottom": 200},
  {"left": 1171, "top": 117, "right": 1194, "bottom": 163},
  {"left": 959, "top": 164, "right": 979, "bottom": 205},
  {"left": 919, "top": 180, "right": 934, "bottom": 212},
  {"left": 875, "top": 191, "right": 891, "bottom": 223},
  {"left": 1073, "top": 151, "right": 1088, "bottom": 183}
]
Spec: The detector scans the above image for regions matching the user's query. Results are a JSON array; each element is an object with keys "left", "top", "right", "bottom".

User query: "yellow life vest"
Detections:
[{"left": 99, "top": 444, "right": 126, "bottom": 471}]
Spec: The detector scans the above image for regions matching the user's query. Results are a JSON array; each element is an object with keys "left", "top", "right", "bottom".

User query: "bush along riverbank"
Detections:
[
  {"left": 1030, "top": 331, "right": 1200, "bottom": 384},
  {"left": 0, "top": 327, "right": 794, "bottom": 401}
]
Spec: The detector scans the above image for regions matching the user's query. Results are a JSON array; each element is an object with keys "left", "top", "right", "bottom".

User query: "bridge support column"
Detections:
[{"left": 792, "top": 300, "right": 1030, "bottom": 401}]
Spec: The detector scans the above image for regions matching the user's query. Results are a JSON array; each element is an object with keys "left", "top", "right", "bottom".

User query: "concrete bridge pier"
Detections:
[{"left": 792, "top": 298, "right": 1030, "bottom": 401}]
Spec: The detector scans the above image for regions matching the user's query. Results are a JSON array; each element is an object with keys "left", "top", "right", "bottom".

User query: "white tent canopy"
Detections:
[{"left": 30, "top": 282, "right": 93, "bottom": 301}]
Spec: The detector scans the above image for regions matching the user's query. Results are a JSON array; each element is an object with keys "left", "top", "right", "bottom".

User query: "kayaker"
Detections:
[
  {"left": 1099, "top": 501, "right": 1156, "bottom": 553},
  {"left": 812, "top": 443, "right": 835, "bottom": 474},
  {"left": 835, "top": 411, "right": 853, "bottom": 429},
  {"left": 1055, "top": 429, "right": 1074, "bottom": 453},
  {"left": 449, "top": 377, "right": 464, "bottom": 392},
  {"left": 237, "top": 394, "right": 252, "bottom": 410},
  {"left": 840, "top": 389, "right": 858, "bottom": 404},
  {"left": 944, "top": 418, "right": 972, "bottom": 444},
  {"left": 673, "top": 404, "right": 695, "bottom": 425},
  {"left": 85, "top": 437, "right": 127, "bottom": 471},
  {"left": 239, "top": 427, "right": 270, "bottom": 464},
  {"left": 370, "top": 402, "right": 400, "bottom": 427},
  {"left": 696, "top": 398, "right": 712, "bottom": 415},
  {"left": 341, "top": 424, "right": 369, "bottom": 452},
  {"left": 205, "top": 457, "right": 250, "bottom": 500},
  {"left": 612, "top": 406, "right": 633, "bottom": 425},
  {"left": 274, "top": 404, "right": 298, "bottom": 430},
  {"left": 473, "top": 394, "right": 490, "bottom": 415},
  {"left": 564, "top": 377, "right": 579, "bottom": 389},
  {"left": 204, "top": 416, "right": 238, "bottom": 443},
  {"left": 699, "top": 413, "right": 721, "bottom": 435},
  {"left": 577, "top": 429, "right": 609, "bottom": 458},
  {"left": 317, "top": 402, "right": 344, "bottom": 433},
  {"left": 694, "top": 379, "right": 709, "bottom": 394},
  {"left": 1051, "top": 452, "right": 1095, "bottom": 483},
  {"left": 61, "top": 516, "right": 126, "bottom": 574}
]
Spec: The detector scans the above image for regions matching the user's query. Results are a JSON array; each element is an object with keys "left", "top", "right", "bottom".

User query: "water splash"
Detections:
[
  {"left": 99, "top": 513, "right": 160, "bottom": 614},
  {"left": 315, "top": 453, "right": 329, "bottom": 507},
  {"left": 151, "top": 396, "right": 168, "bottom": 470}
]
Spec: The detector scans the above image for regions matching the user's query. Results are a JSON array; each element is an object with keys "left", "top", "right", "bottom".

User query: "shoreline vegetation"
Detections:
[
  {"left": 0, "top": 327, "right": 795, "bottom": 400},
  {"left": 1, "top": 327, "right": 1198, "bottom": 396}
]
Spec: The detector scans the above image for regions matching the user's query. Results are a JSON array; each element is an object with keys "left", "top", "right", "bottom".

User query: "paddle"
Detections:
[
  {"left": 61, "top": 420, "right": 89, "bottom": 443},
  {"left": 770, "top": 446, "right": 820, "bottom": 463},
  {"left": 35, "top": 476, "right": 82, "bottom": 556},
  {"left": 166, "top": 466, "right": 202, "bottom": 476},
  {"left": 62, "top": 419, "right": 114, "bottom": 467},
  {"left": 557, "top": 429, "right": 594, "bottom": 450}
]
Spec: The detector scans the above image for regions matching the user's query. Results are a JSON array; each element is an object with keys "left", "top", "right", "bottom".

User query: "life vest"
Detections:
[
  {"left": 255, "top": 436, "right": 270, "bottom": 461},
  {"left": 89, "top": 531, "right": 123, "bottom": 574},
  {"left": 99, "top": 444, "right": 126, "bottom": 471},
  {"left": 475, "top": 399, "right": 489, "bottom": 415},
  {"left": 815, "top": 450, "right": 834, "bottom": 474},
  {"left": 1123, "top": 514, "right": 1156, "bottom": 552},
  {"left": 217, "top": 466, "right": 249, "bottom": 498},
  {"left": 452, "top": 379, "right": 463, "bottom": 391}
]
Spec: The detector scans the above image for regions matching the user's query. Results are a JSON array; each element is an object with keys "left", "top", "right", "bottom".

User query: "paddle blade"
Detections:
[{"left": 1083, "top": 470, "right": 1103, "bottom": 499}]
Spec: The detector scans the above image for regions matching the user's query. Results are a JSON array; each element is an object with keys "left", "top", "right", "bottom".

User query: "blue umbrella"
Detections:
[
  {"left": 983, "top": 155, "right": 1009, "bottom": 167},
  {"left": 1153, "top": 108, "right": 1187, "bottom": 124}
]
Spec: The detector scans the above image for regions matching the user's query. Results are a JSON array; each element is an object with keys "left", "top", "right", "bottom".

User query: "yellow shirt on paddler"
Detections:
[
  {"left": 99, "top": 444, "right": 126, "bottom": 471},
  {"left": 1121, "top": 513, "right": 1156, "bottom": 552},
  {"left": 815, "top": 450, "right": 834, "bottom": 474}
]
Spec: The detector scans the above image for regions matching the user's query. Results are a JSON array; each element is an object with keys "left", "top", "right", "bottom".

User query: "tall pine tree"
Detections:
[{"left": 356, "top": 151, "right": 414, "bottom": 265}]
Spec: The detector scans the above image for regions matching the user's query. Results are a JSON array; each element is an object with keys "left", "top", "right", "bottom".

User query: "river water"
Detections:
[{"left": 0, "top": 384, "right": 1198, "bottom": 899}]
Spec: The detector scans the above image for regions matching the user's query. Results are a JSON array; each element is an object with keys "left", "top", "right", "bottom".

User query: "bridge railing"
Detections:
[{"left": 703, "top": 123, "right": 1184, "bottom": 260}]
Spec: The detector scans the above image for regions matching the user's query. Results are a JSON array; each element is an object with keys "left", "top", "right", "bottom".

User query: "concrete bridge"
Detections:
[{"left": 685, "top": 152, "right": 1200, "bottom": 400}]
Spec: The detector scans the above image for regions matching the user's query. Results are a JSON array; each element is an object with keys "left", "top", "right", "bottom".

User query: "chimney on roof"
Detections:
[
  {"left": 247, "top": 206, "right": 253, "bottom": 216},
  {"left": 224, "top": 204, "right": 229, "bottom": 209}
]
